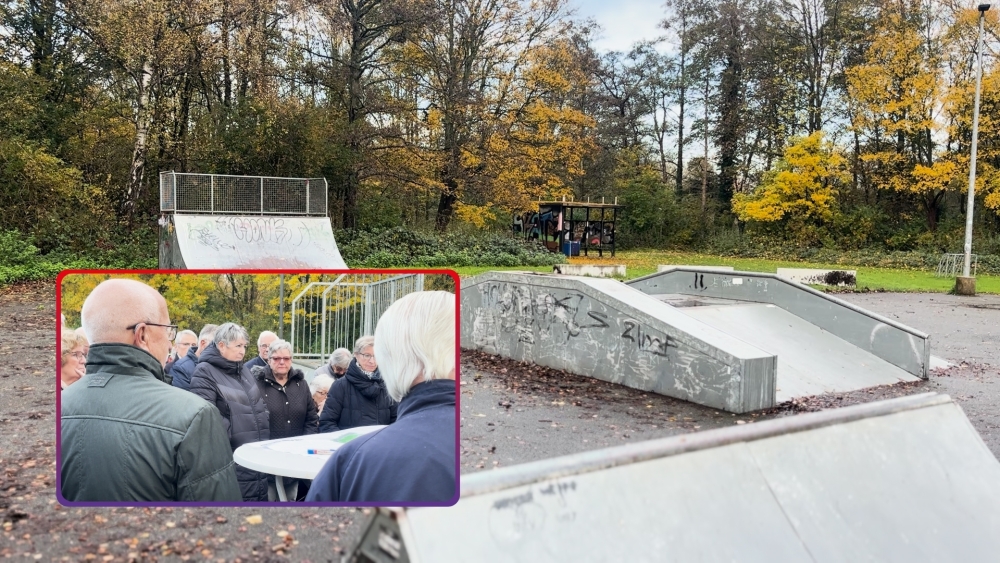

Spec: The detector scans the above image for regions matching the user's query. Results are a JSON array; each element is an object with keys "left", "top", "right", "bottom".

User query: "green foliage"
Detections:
[{"left": 337, "top": 227, "right": 564, "bottom": 268}]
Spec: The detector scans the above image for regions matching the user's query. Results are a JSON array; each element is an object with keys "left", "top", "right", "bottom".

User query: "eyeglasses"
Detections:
[
  {"left": 65, "top": 351, "right": 87, "bottom": 361},
  {"left": 357, "top": 353, "right": 375, "bottom": 361},
  {"left": 315, "top": 390, "right": 329, "bottom": 397},
  {"left": 126, "top": 322, "right": 178, "bottom": 341},
  {"left": 270, "top": 356, "right": 292, "bottom": 363}
]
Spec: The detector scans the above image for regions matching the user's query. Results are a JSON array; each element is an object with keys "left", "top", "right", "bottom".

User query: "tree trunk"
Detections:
[{"left": 121, "top": 60, "right": 153, "bottom": 224}]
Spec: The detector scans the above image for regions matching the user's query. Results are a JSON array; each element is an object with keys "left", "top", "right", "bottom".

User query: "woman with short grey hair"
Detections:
[
  {"left": 252, "top": 338, "right": 317, "bottom": 501},
  {"left": 310, "top": 373, "right": 335, "bottom": 411},
  {"left": 189, "top": 322, "right": 270, "bottom": 501},
  {"left": 314, "top": 347, "right": 352, "bottom": 381},
  {"left": 318, "top": 335, "right": 396, "bottom": 432}
]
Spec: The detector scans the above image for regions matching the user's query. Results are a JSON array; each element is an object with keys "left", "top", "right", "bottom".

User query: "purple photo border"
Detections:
[{"left": 55, "top": 268, "right": 462, "bottom": 509}]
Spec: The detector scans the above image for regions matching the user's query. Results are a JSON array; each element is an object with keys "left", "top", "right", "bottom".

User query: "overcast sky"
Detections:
[{"left": 570, "top": 0, "right": 668, "bottom": 53}]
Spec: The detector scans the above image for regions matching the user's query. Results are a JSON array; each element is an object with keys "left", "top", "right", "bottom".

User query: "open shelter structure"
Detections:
[{"left": 512, "top": 199, "right": 623, "bottom": 257}]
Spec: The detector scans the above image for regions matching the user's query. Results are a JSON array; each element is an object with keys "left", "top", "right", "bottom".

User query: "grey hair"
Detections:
[
  {"left": 374, "top": 291, "right": 455, "bottom": 402},
  {"left": 174, "top": 329, "right": 197, "bottom": 344},
  {"left": 268, "top": 339, "right": 292, "bottom": 357},
  {"left": 329, "top": 348, "right": 352, "bottom": 369},
  {"left": 198, "top": 324, "right": 218, "bottom": 342},
  {"left": 309, "top": 372, "right": 335, "bottom": 395},
  {"left": 213, "top": 322, "right": 249, "bottom": 346},
  {"left": 353, "top": 335, "right": 374, "bottom": 355}
]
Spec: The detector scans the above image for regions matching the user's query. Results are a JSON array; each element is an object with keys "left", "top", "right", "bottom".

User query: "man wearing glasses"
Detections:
[{"left": 60, "top": 279, "right": 241, "bottom": 502}]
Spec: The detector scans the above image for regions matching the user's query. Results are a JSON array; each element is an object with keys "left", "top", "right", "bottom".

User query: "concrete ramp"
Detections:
[
  {"left": 462, "top": 271, "right": 777, "bottom": 413},
  {"left": 463, "top": 270, "right": 929, "bottom": 412},
  {"left": 629, "top": 268, "right": 930, "bottom": 379},
  {"left": 159, "top": 214, "right": 347, "bottom": 269},
  {"left": 679, "top": 303, "right": 919, "bottom": 401},
  {"left": 348, "top": 394, "right": 1000, "bottom": 562}
]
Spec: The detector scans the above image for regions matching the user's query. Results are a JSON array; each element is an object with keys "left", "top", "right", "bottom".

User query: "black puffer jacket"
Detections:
[
  {"left": 189, "top": 342, "right": 270, "bottom": 502},
  {"left": 319, "top": 359, "right": 397, "bottom": 433},
  {"left": 251, "top": 365, "right": 320, "bottom": 440}
]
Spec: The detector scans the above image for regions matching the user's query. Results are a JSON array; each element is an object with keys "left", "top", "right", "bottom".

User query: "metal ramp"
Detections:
[
  {"left": 346, "top": 394, "right": 1000, "bottom": 562},
  {"left": 461, "top": 269, "right": 929, "bottom": 413},
  {"left": 158, "top": 172, "right": 347, "bottom": 269}
]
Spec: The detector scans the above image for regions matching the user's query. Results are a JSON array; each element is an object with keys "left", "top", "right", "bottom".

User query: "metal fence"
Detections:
[
  {"left": 290, "top": 274, "right": 425, "bottom": 360},
  {"left": 935, "top": 253, "right": 978, "bottom": 277},
  {"left": 160, "top": 171, "right": 328, "bottom": 216}
]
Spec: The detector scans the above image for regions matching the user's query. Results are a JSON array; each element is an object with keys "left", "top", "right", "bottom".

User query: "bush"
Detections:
[{"left": 336, "top": 227, "right": 564, "bottom": 268}]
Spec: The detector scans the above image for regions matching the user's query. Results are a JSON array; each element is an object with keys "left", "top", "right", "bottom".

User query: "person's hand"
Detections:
[{"left": 74, "top": 364, "right": 86, "bottom": 379}]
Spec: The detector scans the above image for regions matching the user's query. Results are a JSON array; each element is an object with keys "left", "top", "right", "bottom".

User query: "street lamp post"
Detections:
[{"left": 958, "top": 3, "right": 991, "bottom": 296}]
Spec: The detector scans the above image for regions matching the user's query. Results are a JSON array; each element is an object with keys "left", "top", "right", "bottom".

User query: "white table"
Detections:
[{"left": 233, "top": 425, "right": 386, "bottom": 501}]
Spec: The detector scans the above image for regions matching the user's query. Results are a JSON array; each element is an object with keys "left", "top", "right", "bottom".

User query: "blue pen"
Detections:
[{"left": 307, "top": 449, "right": 333, "bottom": 455}]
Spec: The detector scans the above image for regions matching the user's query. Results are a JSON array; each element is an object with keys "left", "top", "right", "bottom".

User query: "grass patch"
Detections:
[{"left": 453, "top": 249, "right": 1000, "bottom": 293}]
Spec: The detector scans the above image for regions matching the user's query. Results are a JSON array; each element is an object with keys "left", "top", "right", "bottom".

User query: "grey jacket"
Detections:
[{"left": 60, "top": 343, "right": 241, "bottom": 502}]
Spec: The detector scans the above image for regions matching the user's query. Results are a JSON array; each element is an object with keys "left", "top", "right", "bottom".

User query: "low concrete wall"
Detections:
[
  {"left": 776, "top": 267, "right": 856, "bottom": 286},
  {"left": 462, "top": 271, "right": 776, "bottom": 413},
  {"left": 552, "top": 264, "right": 626, "bottom": 277},
  {"left": 627, "top": 268, "right": 930, "bottom": 379},
  {"left": 658, "top": 265, "right": 734, "bottom": 273}
]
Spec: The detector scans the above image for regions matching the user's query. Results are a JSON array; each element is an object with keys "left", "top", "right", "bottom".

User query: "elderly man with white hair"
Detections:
[
  {"left": 307, "top": 291, "right": 457, "bottom": 503},
  {"left": 314, "top": 347, "right": 352, "bottom": 380},
  {"left": 60, "top": 279, "right": 241, "bottom": 502},
  {"left": 245, "top": 330, "right": 278, "bottom": 371},
  {"left": 170, "top": 324, "right": 217, "bottom": 391}
]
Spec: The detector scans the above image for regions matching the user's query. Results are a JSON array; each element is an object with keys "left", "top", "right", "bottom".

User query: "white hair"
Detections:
[
  {"left": 353, "top": 335, "right": 374, "bottom": 355},
  {"left": 309, "top": 372, "right": 335, "bottom": 395},
  {"left": 374, "top": 291, "right": 455, "bottom": 402},
  {"left": 268, "top": 339, "right": 292, "bottom": 357},
  {"left": 174, "top": 329, "right": 197, "bottom": 344},
  {"left": 257, "top": 330, "right": 278, "bottom": 345},
  {"left": 214, "top": 322, "right": 249, "bottom": 346},
  {"left": 329, "top": 348, "right": 352, "bottom": 369}
]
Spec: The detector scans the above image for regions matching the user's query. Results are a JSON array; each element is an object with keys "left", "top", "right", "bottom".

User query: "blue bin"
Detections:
[{"left": 561, "top": 240, "right": 580, "bottom": 257}]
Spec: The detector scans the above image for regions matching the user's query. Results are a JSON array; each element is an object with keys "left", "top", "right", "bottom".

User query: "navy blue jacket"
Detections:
[
  {"left": 245, "top": 355, "right": 267, "bottom": 372},
  {"left": 306, "top": 379, "right": 457, "bottom": 503},
  {"left": 319, "top": 360, "right": 397, "bottom": 433},
  {"left": 169, "top": 347, "right": 199, "bottom": 390}
]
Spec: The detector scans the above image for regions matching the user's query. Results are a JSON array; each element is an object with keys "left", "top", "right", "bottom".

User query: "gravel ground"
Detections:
[{"left": 2, "top": 284, "right": 998, "bottom": 560}]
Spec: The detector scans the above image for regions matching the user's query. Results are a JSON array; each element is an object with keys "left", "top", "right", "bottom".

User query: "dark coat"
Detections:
[
  {"left": 251, "top": 365, "right": 320, "bottom": 440},
  {"left": 169, "top": 347, "right": 199, "bottom": 390},
  {"left": 189, "top": 342, "right": 270, "bottom": 502},
  {"left": 245, "top": 355, "right": 267, "bottom": 372},
  {"left": 318, "top": 359, "right": 397, "bottom": 433},
  {"left": 306, "top": 379, "right": 457, "bottom": 503},
  {"left": 60, "top": 344, "right": 241, "bottom": 502}
]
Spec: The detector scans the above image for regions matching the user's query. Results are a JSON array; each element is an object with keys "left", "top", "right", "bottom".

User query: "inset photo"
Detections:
[{"left": 56, "top": 271, "right": 459, "bottom": 507}]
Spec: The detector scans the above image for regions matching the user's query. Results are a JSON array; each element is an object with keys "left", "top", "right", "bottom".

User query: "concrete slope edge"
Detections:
[
  {"left": 458, "top": 392, "right": 951, "bottom": 498},
  {"left": 461, "top": 271, "right": 777, "bottom": 412},
  {"left": 629, "top": 268, "right": 931, "bottom": 379}
]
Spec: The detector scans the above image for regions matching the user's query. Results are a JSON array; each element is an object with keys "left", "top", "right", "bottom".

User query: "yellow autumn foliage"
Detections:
[{"left": 733, "top": 132, "right": 847, "bottom": 236}]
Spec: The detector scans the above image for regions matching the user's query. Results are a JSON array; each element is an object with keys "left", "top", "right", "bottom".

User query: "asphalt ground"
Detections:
[{"left": 2, "top": 284, "right": 997, "bottom": 560}]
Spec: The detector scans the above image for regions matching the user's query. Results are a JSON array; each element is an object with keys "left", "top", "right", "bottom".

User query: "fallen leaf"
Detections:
[{"left": 245, "top": 515, "right": 263, "bottom": 525}]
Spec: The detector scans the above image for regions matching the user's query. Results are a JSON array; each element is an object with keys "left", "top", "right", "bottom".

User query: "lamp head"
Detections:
[{"left": 978, "top": 4, "right": 991, "bottom": 12}]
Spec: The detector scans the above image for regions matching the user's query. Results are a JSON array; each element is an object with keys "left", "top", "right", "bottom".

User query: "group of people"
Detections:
[{"left": 59, "top": 278, "right": 457, "bottom": 504}]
